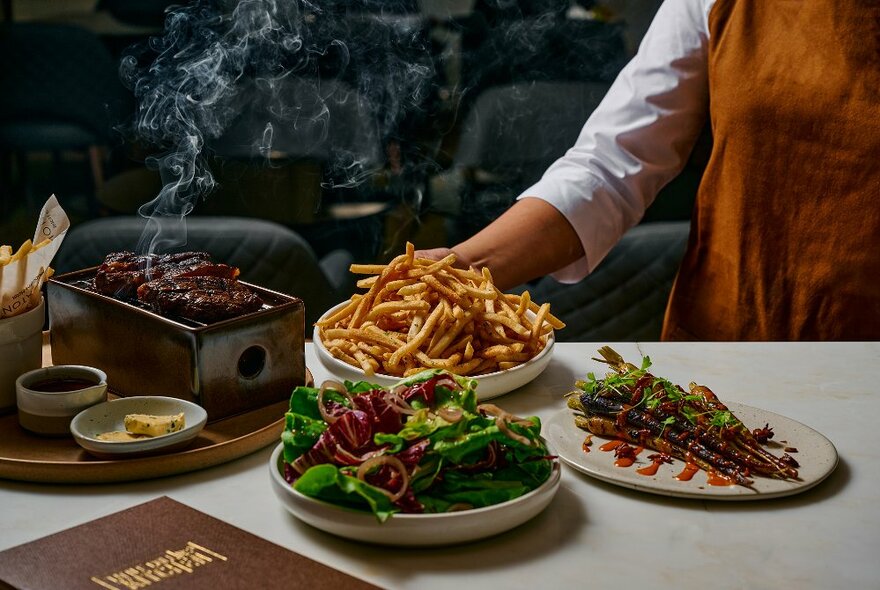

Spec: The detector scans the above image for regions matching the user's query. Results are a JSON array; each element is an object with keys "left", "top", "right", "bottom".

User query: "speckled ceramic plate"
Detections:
[
  {"left": 70, "top": 396, "right": 207, "bottom": 458},
  {"left": 546, "top": 402, "right": 838, "bottom": 500}
]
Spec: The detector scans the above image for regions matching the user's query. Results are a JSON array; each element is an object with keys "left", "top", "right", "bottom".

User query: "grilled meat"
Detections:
[
  {"left": 568, "top": 347, "right": 799, "bottom": 488},
  {"left": 95, "top": 251, "right": 238, "bottom": 299},
  {"left": 137, "top": 275, "right": 263, "bottom": 323},
  {"left": 93, "top": 251, "right": 260, "bottom": 323}
]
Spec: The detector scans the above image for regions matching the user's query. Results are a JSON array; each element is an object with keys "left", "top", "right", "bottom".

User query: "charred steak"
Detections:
[
  {"left": 137, "top": 276, "right": 263, "bottom": 323},
  {"left": 94, "top": 251, "right": 261, "bottom": 322},
  {"left": 95, "top": 251, "right": 238, "bottom": 299}
]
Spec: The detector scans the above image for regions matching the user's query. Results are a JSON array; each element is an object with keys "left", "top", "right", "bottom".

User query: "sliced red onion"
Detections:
[
  {"left": 435, "top": 374, "right": 459, "bottom": 391},
  {"left": 478, "top": 403, "right": 533, "bottom": 446},
  {"left": 383, "top": 390, "right": 418, "bottom": 415},
  {"left": 495, "top": 416, "right": 533, "bottom": 446},
  {"left": 437, "top": 406, "right": 463, "bottom": 423},
  {"left": 357, "top": 455, "right": 410, "bottom": 503},
  {"left": 335, "top": 446, "right": 385, "bottom": 465},
  {"left": 477, "top": 403, "right": 505, "bottom": 417},
  {"left": 317, "top": 379, "right": 351, "bottom": 424}
]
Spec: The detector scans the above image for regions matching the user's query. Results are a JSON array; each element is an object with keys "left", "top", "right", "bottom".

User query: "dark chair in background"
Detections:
[
  {"left": 95, "top": 0, "right": 175, "bottom": 28},
  {"left": 452, "top": 3, "right": 626, "bottom": 113},
  {"left": 202, "top": 76, "right": 389, "bottom": 262},
  {"left": 90, "top": 0, "right": 172, "bottom": 57},
  {"left": 453, "top": 80, "right": 611, "bottom": 241},
  {"left": 520, "top": 221, "right": 690, "bottom": 341},
  {"left": 212, "top": 77, "right": 382, "bottom": 173},
  {"left": 53, "top": 216, "right": 357, "bottom": 326},
  {"left": 0, "top": 23, "right": 130, "bottom": 216}
]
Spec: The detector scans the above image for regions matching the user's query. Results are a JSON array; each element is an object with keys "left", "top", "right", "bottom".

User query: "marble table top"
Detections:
[{"left": 2, "top": 341, "right": 878, "bottom": 589}]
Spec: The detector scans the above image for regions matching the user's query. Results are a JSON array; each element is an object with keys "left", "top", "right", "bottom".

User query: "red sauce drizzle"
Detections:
[
  {"left": 706, "top": 471, "right": 735, "bottom": 486},
  {"left": 581, "top": 435, "right": 594, "bottom": 453},
  {"left": 636, "top": 459, "right": 662, "bottom": 476},
  {"left": 675, "top": 462, "right": 700, "bottom": 481},
  {"left": 614, "top": 446, "right": 643, "bottom": 468},
  {"left": 598, "top": 442, "right": 738, "bottom": 485},
  {"left": 599, "top": 440, "right": 624, "bottom": 452}
]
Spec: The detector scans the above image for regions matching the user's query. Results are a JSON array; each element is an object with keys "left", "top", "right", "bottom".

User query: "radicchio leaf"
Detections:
[
  {"left": 351, "top": 390, "right": 405, "bottom": 434},
  {"left": 291, "top": 410, "right": 376, "bottom": 475}
]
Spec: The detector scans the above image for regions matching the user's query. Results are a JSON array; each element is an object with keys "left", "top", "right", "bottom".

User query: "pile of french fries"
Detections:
[
  {"left": 316, "top": 243, "right": 565, "bottom": 377},
  {"left": 0, "top": 238, "right": 55, "bottom": 318},
  {"left": 1, "top": 195, "right": 68, "bottom": 320},
  {"left": 0, "top": 239, "right": 52, "bottom": 268}
]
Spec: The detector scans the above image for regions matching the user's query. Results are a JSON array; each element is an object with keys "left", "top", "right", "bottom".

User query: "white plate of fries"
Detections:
[
  {"left": 314, "top": 309, "right": 555, "bottom": 399},
  {"left": 312, "top": 243, "right": 563, "bottom": 400}
]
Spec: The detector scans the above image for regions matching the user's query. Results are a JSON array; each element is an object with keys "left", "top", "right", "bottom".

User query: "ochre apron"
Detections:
[{"left": 663, "top": 0, "right": 880, "bottom": 340}]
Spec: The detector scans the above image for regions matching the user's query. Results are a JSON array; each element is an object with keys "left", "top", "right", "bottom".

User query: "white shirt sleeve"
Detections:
[{"left": 519, "top": 0, "right": 716, "bottom": 282}]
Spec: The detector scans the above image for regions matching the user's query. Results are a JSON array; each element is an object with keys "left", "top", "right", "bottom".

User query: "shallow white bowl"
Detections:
[
  {"left": 70, "top": 396, "right": 207, "bottom": 458},
  {"left": 313, "top": 301, "right": 555, "bottom": 400},
  {"left": 269, "top": 442, "right": 561, "bottom": 546}
]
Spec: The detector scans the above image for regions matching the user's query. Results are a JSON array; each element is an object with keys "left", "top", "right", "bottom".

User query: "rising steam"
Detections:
[{"left": 119, "top": 0, "right": 436, "bottom": 253}]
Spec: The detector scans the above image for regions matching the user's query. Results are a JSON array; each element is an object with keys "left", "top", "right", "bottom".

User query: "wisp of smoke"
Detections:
[{"left": 119, "top": 0, "right": 436, "bottom": 254}]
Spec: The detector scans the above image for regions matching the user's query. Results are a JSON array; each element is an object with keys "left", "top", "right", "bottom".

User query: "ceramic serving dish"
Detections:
[
  {"left": 313, "top": 301, "right": 555, "bottom": 400},
  {"left": 16, "top": 364, "right": 108, "bottom": 436},
  {"left": 48, "top": 268, "right": 306, "bottom": 421},
  {"left": 70, "top": 396, "right": 207, "bottom": 458},
  {"left": 268, "top": 442, "right": 561, "bottom": 546}
]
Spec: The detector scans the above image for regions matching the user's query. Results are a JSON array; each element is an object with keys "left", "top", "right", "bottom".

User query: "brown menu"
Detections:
[{"left": 0, "top": 497, "right": 381, "bottom": 590}]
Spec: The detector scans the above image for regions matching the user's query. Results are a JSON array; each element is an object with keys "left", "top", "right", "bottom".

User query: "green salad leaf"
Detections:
[
  {"left": 280, "top": 371, "right": 554, "bottom": 521},
  {"left": 293, "top": 464, "right": 397, "bottom": 523}
]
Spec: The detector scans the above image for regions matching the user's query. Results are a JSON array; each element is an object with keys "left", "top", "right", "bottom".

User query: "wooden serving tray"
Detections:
[{"left": 0, "top": 367, "right": 312, "bottom": 485}]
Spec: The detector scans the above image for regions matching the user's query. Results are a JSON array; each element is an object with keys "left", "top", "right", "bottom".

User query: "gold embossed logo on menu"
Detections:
[{"left": 89, "top": 541, "right": 228, "bottom": 589}]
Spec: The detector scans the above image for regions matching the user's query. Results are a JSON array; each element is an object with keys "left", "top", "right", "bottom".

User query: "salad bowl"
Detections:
[
  {"left": 269, "top": 442, "right": 561, "bottom": 546},
  {"left": 313, "top": 301, "right": 555, "bottom": 400}
]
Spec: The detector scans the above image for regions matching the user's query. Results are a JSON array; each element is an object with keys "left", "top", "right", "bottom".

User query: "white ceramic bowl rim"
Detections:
[
  {"left": 70, "top": 396, "right": 208, "bottom": 457},
  {"left": 313, "top": 302, "right": 555, "bottom": 382},
  {"left": 16, "top": 365, "right": 108, "bottom": 397},
  {"left": 0, "top": 296, "right": 44, "bottom": 334},
  {"left": 270, "top": 442, "right": 561, "bottom": 520},
  {"left": 72, "top": 395, "right": 206, "bottom": 442}
]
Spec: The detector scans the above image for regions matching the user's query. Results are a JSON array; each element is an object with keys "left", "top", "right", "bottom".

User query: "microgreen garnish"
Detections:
[
  {"left": 681, "top": 405, "right": 700, "bottom": 424},
  {"left": 581, "top": 353, "right": 745, "bottom": 432},
  {"left": 658, "top": 415, "right": 676, "bottom": 436},
  {"left": 709, "top": 410, "right": 739, "bottom": 428}
]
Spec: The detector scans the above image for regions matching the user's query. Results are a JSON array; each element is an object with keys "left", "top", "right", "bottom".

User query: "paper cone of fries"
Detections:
[
  {"left": 0, "top": 195, "right": 69, "bottom": 319},
  {"left": 1, "top": 196, "right": 69, "bottom": 410}
]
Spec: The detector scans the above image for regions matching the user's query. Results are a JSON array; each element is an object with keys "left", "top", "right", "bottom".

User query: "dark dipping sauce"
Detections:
[{"left": 28, "top": 378, "right": 99, "bottom": 392}]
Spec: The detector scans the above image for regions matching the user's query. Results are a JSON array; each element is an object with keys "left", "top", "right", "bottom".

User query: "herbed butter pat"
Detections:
[
  {"left": 96, "top": 430, "right": 149, "bottom": 442},
  {"left": 123, "top": 412, "right": 186, "bottom": 437}
]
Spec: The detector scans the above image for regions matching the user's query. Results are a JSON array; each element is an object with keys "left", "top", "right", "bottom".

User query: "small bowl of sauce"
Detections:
[{"left": 16, "top": 365, "right": 108, "bottom": 436}]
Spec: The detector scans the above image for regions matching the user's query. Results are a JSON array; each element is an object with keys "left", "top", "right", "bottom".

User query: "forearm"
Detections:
[{"left": 451, "top": 197, "right": 584, "bottom": 291}]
